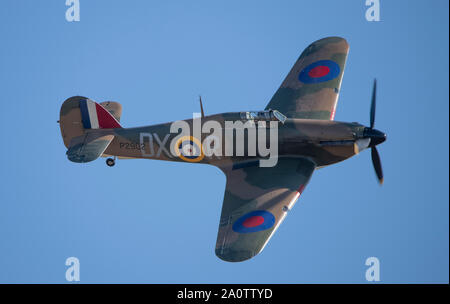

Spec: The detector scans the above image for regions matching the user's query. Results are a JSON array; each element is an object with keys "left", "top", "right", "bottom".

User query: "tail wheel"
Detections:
[{"left": 106, "top": 158, "right": 115, "bottom": 167}]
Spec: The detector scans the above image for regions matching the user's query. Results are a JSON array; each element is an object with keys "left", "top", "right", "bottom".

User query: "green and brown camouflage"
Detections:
[
  {"left": 266, "top": 36, "right": 349, "bottom": 120},
  {"left": 59, "top": 37, "right": 386, "bottom": 262}
]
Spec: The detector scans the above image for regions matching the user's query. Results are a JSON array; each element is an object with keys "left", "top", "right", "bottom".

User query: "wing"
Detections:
[
  {"left": 215, "top": 158, "right": 315, "bottom": 262},
  {"left": 265, "top": 37, "right": 349, "bottom": 120}
]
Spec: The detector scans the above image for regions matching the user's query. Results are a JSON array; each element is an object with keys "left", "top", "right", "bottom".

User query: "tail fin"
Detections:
[
  {"left": 100, "top": 101, "right": 122, "bottom": 123},
  {"left": 59, "top": 96, "right": 122, "bottom": 163},
  {"left": 79, "top": 98, "right": 122, "bottom": 130}
]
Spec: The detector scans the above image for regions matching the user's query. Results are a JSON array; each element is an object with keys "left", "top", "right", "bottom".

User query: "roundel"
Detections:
[
  {"left": 174, "top": 136, "right": 204, "bottom": 162},
  {"left": 232, "top": 210, "right": 276, "bottom": 234},
  {"left": 298, "top": 60, "right": 341, "bottom": 84}
]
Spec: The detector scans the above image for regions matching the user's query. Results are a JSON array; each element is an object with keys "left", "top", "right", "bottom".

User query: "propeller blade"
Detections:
[
  {"left": 371, "top": 146, "right": 384, "bottom": 184},
  {"left": 370, "top": 79, "right": 377, "bottom": 129}
]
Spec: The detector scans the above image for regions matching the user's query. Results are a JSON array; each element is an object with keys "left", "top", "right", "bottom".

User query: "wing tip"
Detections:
[
  {"left": 215, "top": 248, "right": 259, "bottom": 263},
  {"left": 309, "top": 36, "right": 349, "bottom": 51},
  {"left": 317, "top": 36, "right": 348, "bottom": 44}
]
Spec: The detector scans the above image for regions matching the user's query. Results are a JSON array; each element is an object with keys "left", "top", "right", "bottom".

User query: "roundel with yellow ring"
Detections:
[{"left": 174, "top": 136, "right": 205, "bottom": 162}]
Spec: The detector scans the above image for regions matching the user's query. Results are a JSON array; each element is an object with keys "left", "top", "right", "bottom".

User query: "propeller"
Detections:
[{"left": 364, "top": 79, "right": 385, "bottom": 185}]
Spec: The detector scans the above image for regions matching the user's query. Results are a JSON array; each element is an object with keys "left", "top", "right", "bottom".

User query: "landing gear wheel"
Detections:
[{"left": 106, "top": 158, "right": 115, "bottom": 167}]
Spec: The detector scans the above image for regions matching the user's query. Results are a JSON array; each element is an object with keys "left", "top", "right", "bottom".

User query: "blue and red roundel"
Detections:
[
  {"left": 232, "top": 210, "right": 275, "bottom": 234},
  {"left": 298, "top": 60, "right": 341, "bottom": 84}
]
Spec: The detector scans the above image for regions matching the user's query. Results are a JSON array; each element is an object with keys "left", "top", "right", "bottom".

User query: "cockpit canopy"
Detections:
[{"left": 240, "top": 109, "right": 287, "bottom": 124}]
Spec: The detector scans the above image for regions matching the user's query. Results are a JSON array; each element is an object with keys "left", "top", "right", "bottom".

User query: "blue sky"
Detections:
[{"left": 0, "top": 0, "right": 448, "bottom": 283}]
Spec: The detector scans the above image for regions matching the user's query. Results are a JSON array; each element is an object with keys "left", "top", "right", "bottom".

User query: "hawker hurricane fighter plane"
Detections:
[{"left": 59, "top": 37, "right": 386, "bottom": 262}]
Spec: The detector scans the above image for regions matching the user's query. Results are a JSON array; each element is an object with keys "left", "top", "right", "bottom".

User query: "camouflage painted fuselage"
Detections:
[{"left": 102, "top": 114, "right": 366, "bottom": 169}]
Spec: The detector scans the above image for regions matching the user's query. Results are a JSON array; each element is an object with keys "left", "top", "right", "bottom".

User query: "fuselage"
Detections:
[{"left": 102, "top": 111, "right": 367, "bottom": 169}]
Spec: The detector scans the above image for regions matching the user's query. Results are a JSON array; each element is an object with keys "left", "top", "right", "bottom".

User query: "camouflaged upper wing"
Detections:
[
  {"left": 265, "top": 37, "right": 349, "bottom": 120},
  {"left": 215, "top": 158, "right": 315, "bottom": 262}
]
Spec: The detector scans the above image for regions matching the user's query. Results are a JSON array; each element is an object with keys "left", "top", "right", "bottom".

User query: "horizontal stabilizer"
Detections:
[{"left": 66, "top": 132, "right": 114, "bottom": 163}]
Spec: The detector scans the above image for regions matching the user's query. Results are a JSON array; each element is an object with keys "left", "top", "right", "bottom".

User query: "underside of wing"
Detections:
[
  {"left": 265, "top": 37, "right": 349, "bottom": 120},
  {"left": 216, "top": 158, "right": 316, "bottom": 262}
]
